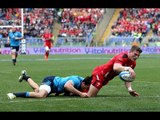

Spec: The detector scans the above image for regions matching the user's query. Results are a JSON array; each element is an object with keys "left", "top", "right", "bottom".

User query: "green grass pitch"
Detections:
[{"left": 0, "top": 54, "right": 159, "bottom": 112}]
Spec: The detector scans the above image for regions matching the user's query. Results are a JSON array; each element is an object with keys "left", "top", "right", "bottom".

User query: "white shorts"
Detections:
[
  {"left": 39, "top": 85, "right": 51, "bottom": 94},
  {"left": 45, "top": 46, "right": 50, "bottom": 52},
  {"left": 11, "top": 49, "right": 16, "bottom": 53}
]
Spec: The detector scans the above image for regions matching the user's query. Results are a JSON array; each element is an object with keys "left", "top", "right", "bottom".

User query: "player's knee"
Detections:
[
  {"left": 34, "top": 88, "right": 39, "bottom": 92},
  {"left": 37, "top": 93, "right": 47, "bottom": 98},
  {"left": 37, "top": 89, "right": 48, "bottom": 98},
  {"left": 87, "top": 90, "right": 97, "bottom": 97},
  {"left": 87, "top": 93, "right": 96, "bottom": 97}
]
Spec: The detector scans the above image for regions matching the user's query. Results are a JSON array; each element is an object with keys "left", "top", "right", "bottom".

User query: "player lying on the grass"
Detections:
[
  {"left": 86, "top": 45, "right": 143, "bottom": 97},
  {"left": 7, "top": 70, "right": 92, "bottom": 99}
]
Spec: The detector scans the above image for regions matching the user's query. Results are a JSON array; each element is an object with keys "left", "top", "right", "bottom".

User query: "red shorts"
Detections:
[
  {"left": 91, "top": 66, "right": 109, "bottom": 90},
  {"left": 44, "top": 43, "right": 52, "bottom": 49}
]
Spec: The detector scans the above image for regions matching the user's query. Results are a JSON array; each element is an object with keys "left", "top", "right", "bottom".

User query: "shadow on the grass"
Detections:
[
  {"left": 48, "top": 94, "right": 79, "bottom": 98},
  {"left": 96, "top": 94, "right": 130, "bottom": 98},
  {"left": 47, "top": 94, "right": 130, "bottom": 98}
]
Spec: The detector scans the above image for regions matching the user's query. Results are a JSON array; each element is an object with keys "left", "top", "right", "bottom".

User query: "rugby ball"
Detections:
[{"left": 119, "top": 71, "right": 134, "bottom": 82}]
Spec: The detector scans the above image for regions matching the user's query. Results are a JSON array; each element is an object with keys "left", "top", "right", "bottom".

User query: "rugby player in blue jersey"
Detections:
[
  {"left": 7, "top": 27, "right": 23, "bottom": 66},
  {"left": 7, "top": 70, "right": 92, "bottom": 99}
]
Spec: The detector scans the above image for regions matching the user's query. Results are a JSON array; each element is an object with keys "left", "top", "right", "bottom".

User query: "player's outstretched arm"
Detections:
[
  {"left": 64, "top": 80, "right": 88, "bottom": 98},
  {"left": 113, "top": 63, "right": 134, "bottom": 73},
  {"left": 114, "top": 63, "right": 136, "bottom": 78},
  {"left": 125, "top": 82, "right": 140, "bottom": 97}
]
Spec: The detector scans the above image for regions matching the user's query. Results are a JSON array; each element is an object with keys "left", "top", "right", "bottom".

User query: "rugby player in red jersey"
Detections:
[
  {"left": 87, "top": 45, "right": 142, "bottom": 97},
  {"left": 42, "top": 29, "right": 54, "bottom": 61}
]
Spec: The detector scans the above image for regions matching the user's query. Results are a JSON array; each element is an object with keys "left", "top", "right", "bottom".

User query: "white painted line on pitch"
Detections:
[
  {"left": 0, "top": 55, "right": 159, "bottom": 62},
  {"left": 2, "top": 97, "right": 80, "bottom": 103},
  {"left": 0, "top": 71, "right": 12, "bottom": 74},
  {"left": 1, "top": 95, "right": 160, "bottom": 104},
  {"left": 0, "top": 57, "right": 110, "bottom": 62}
]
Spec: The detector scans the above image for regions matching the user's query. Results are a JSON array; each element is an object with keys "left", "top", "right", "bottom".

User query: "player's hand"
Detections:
[
  {"left": 129, "top": 90, "right": 140, "bottom": 97},
  {"left": 80, "top": 92, "right": 88, "bottom": 98},
  {"left": 128, "top": 67, "right": 136, "bottom": 79}
]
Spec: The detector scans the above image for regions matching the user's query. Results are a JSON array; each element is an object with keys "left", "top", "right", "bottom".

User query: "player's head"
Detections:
[
  {"left": 10, "top": 26, "right": 16, "bottom": 32},
  {"left": 81, "top": 76, "right": 92, "bottom": 92},
  {"left": 129, "top": 45, "right": 142, "bottom": 61},
  {"left": 45, "top": 28, "right": 49, "bottom": 33}
]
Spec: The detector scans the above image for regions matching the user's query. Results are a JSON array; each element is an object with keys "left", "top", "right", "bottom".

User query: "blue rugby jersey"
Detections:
[
  {"left": 9, "top": 31, "right": 22, "bottom": 46},
  {"left": 53, "top": 75, "right": 84, "bottom": 93}
]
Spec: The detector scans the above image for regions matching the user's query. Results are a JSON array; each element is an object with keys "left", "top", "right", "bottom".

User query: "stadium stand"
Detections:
[
  {"left": 102, "top": 8, "right": 160, "bottom": 47},
  {"left": 100, "top": 9, "right": 121, "bottom": 45},
  {"left": 56, "top": 8, "right": 104, "bottom": 47},
  {"left": 0, "top": 8, "right": 160, "bottom": 49}
]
